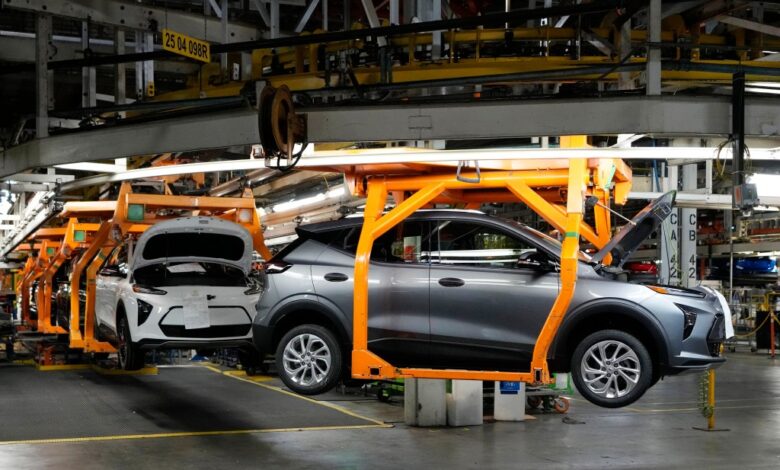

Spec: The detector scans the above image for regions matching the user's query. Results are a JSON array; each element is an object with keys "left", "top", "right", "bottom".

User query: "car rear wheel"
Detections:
[
  {"left": 117, "top": 314, "right": 145, "bottom": 371},
  {"left": 571, "top": 329, "right": 652, "bottom": 408},
  {"left": 275, "top": 324, "right": 342, "bottom": 395}
]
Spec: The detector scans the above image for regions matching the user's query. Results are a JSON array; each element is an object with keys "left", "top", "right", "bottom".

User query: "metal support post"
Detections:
[
  {"left": 144, "top": 32, "right": 154, "bottom": 97},
  {"left": 81, "top": 21, "right": 96, "bottom": 107},
  {"left": 114, "top": 29, "right": 126, "bottom": 105},
  {"left": 660, "top": 164, "right": 679, "bottom": 285},
  {"left": 390, "top": 0, "right": 399, "bottom": 25},
  {"left": 431, "top": 0, "right": 442, "bottom": 60},
  {"left": 135, "top": 31, "right": 144, "bottom": 99},
  {"left": 646, "top": 0, "right": 661, "bottom": 95},
  {"left": 618, "top": 16, "right": 632, "bottom": 90},
  {"left": 221, "top": 0, "right": 229, "bottom": 71},
  {"left": 270, "top": 0, "right": 280, "bottom": 39},
  {"left": 35, "top": 14, "right": 52, "bottom": 138},
  {"left": 681, "top": 163, "right": 697, "bottom": 287},
  {"left": 732, "top": 72, "right": 746, "bottom": 189},
  {"left": 322, "top": 0, "right": 328, "bottom": 30},
  {"left": 403, "top": 0, "right": 414, "bottom": 23}
]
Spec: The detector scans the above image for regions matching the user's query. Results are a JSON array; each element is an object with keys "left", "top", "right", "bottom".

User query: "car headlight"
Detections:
[
  {"left": 244, "top": 277, "right": 263, "bottom": 295},
  {"left": 137, "top": 299, "right": 154, "bottom": 326},
  {"left": 132, "top": 284, "right": 167, "bottom": 295},
  {"left": 676, "top": 303, "right": 698, "bottom": 339}
]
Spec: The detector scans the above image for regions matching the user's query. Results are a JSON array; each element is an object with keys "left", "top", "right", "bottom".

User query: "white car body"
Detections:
[{"left": 94, "top": 217, "right": 261, "bottom": 353}]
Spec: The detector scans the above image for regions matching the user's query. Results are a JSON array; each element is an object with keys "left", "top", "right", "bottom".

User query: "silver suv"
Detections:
[{"left": 252, "top": 193, "right": 728, "bottom": 408}]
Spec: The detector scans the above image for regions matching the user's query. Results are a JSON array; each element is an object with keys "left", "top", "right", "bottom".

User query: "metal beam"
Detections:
[
  {"left": 303, "top": 95, "right": 780, "bottom": 142},
  {"left": 2, "top": 95, "right": 780, "bottom": 178},
  {"left": 4, "top": 173, "right": 75, "bottom": 183},
  {"left": 0, "top": 108, "right": 260, "bottom": 179},
  {"left": 0, "top": 32, "right": 199, "bottom": 74},
  {"left": 5, "top": 0, "right": 261, "bottom": 43},
  {"left": 717, "top": 14, "right": 780, "bottom": 38},
  {"left": 295, "top": 0, "right": 322, "bottom": 33}
]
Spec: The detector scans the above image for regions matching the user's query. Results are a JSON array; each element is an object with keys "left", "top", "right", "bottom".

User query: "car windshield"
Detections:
[
  {"left": 134, "top": 261, "right": 249, "bottom": 287},
  {"left": 505, "top": 220, "right": 593, "bottom": 263}
]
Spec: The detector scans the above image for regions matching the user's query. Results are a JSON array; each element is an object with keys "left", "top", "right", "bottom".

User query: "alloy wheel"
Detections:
[
  {"left": 580, "top": 339, "right": 641, "bottom": 399},
  {"left": 282, "top": 333, "right": 332, "bottom": 387}
]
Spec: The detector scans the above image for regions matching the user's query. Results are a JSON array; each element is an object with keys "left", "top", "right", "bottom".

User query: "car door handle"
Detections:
[
  {"left": 324, "top": 272, "right": 349, "bottom": 282},
  {"left": 438, "top": 277, "right": 465, "bottom": 287}
]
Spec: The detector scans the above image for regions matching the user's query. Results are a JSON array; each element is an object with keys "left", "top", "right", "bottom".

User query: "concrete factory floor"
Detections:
[{"left": 0, "top": 351, "right": 778, "bottom": 469}]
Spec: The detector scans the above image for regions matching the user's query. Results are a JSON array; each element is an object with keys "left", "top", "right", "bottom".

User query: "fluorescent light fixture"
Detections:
[
  {"left": 55, "top": 162, "right": 126, "bottom": 173},
  {"left": 746, "top": 87, "right": 780, "bottom": 95},
  {"left": 273, "top": 193, "right": 327, "bottom": 213},
  {"left": 294, "top": 147, "right": 780, "bottom": 167},
  {"left": 61, "top": 159, "right": 276, "bottom": 192},
  {"left": 749, "top": 82, "right": 780, "bottom": 89}
]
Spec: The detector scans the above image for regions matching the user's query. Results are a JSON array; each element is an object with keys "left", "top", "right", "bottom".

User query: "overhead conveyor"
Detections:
[{"left": 292, "top": 136, "right": 631, "bottom": 386}]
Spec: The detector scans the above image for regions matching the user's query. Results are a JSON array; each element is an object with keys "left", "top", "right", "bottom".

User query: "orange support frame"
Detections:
[
  {"left": 18, "top": 230, "right": 66, "bottom": 331},
  {"left": 36, "top": 219, "right": 104, "bottom": 335},
  {"left": 348, "top": 157, "right": 629, "bottom": 385}
]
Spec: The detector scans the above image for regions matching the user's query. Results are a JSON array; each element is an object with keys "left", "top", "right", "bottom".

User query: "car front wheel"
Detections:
[
  {"left": 571, "top": 329, "right": 652, "bottom": 408},
  {"left": 275, "top": 324, "right": 342, "bottom": 395},
  {"left": 117, "top": 314, "right": 145, "bottom": 371}
]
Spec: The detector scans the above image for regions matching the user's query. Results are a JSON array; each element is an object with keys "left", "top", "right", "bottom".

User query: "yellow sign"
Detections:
[{"left": 162, "top": 29, "right": 210, "bottom": 63}]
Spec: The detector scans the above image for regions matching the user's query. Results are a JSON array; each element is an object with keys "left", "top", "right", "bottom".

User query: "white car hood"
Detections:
[{"left": 131, "top": 216, "right": 253, "bottom": 274}]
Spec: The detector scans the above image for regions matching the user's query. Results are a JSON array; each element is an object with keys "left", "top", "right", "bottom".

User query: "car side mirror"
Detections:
[
  {"left": 99, "top": 266, "right": 123, "bottom": 277},
  {"left": 517, "top": 254, "right": 558, "bottom": 272}
]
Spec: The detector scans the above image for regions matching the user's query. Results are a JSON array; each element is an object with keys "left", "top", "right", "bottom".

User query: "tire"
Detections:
[
  {"left": 570, "top": 329, "right": 653, "bottom": 408},
  {"left": 117, "top": 314, "right": 145, "bottom": 371},
  {"left": 275, "top": 324, "right": 342, "bottom": 395}
]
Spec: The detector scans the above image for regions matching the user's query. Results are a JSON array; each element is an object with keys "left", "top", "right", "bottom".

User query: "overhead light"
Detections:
[
  {"left": 273, "top": 193, "right": 327, "bottom": 213},
  {"left": 746, "top": 87, "right": 780, "bottom": 95},
  {"left": 294, "top": 147, "right": 780, "bottom": 167},
  {"left": 748, "top": 82, "right": 780, "bottom": 89},
  {"left": 55, "top": 162, "right": 126, "bottom": 173}
]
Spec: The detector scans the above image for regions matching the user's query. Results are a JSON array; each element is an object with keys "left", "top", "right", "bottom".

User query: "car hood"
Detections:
[
  {"left": 591, "top": 191, "right": 676, "bottom": 268},
  {"left": 131, "top": 216, "right": 253, "bottom": 274}
]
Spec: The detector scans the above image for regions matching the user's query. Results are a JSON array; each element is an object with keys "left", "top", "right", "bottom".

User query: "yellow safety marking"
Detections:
[
  {"left": 35, "top": 364, "right": 91, "bottom": 372},
  {"left": 12, "top": 359, "right": 35, "bottom": 365},
  {"left": 222, "top": 370, "right": 273, "bottom": 382},
  {"left": 208, "top": 366, "right": 388, "bottom": 426},
  {"left": 91, "top": 365, "right": 158, "bottom": 376},
  {"left": 0, "top": 424, "right": 390, "bottom": 447}
]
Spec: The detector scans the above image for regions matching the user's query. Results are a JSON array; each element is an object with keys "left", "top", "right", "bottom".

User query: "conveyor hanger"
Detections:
[{"left": 297, "top": 136, "right": 632, "bottom": 385}]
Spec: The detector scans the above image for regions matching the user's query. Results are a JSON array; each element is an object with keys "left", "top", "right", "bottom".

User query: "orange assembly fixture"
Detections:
[{"left": 304, "top": 145, "right": 631, "bottom": 385}]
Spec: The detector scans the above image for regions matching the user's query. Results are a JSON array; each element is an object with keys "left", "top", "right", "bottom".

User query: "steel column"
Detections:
[
  {"left": 680, "top": 163, "right": 697, "bottom": 287},
  {"left": 81, "top": 21, "right": 97, "bottom": 107},
  {"left": 35, "top": 14, "right": 52, "bottom": 139},
  {"left": 646, "top": 0, "right": 662, "bottom": 95}
]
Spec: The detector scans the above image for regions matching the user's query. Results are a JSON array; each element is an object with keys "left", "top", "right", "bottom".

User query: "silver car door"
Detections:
[{"left": 427, "top": 219, "right": 559, "bottom": 371}]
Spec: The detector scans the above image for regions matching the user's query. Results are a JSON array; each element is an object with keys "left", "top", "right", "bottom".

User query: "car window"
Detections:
[
  {"left": 370, "top": 221, "right": 429, "bottom": 263},
  {"left": 431, "top": 221, "right": 539, "bottom": 269},
  {"left": 101, "top": 244, "right": 129, "bottom": 276}
]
